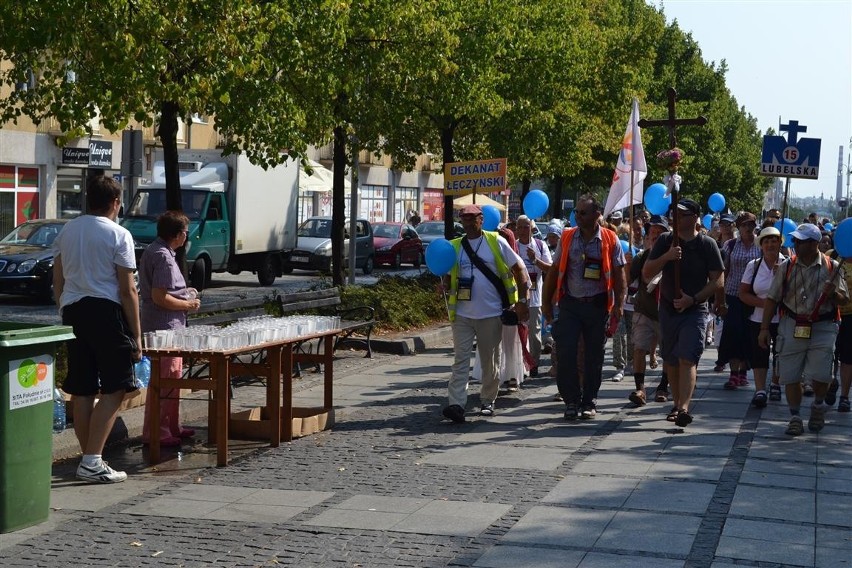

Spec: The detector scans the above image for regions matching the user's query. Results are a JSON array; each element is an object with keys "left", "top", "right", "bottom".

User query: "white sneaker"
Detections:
[
  {"left": 76, "top": 460, "right": 128, "bottom": 484},
  {"left": 611, "top": 370, "right": 624, "bottom": 382}
]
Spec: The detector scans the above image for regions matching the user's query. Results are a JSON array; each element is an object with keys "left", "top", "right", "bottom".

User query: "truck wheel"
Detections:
[
  {"left": 362, "top": 255, "right": 374, "bottom": 275},
  {"left": 257, "top": 254, "right": 277, "bottom": 286},
  {"left": 190, "top": 258, "right": 209, "bottom": 290},
  {"left": 413, "top": 251, "right": 423, "bottom": 268},
  {"left": 392, "top": 252, "right": 402, "bottom": 269}
]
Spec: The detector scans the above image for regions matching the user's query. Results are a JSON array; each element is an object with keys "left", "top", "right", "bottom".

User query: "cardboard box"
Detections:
[
  {"left": 229, "top": 406, "right": 335, "bottom": 440},
  {"left": 64, "top": 388, "right": 147, "bottom": 421}
]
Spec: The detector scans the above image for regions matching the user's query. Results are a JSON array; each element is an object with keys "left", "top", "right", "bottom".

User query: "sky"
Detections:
[{"left": 648, "top": 0, "right": 852, "bottom": 199}]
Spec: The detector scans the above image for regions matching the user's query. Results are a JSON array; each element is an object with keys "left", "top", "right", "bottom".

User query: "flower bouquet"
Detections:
[{"left": 656, "top": 147, "right": 684, "bottom": 173}]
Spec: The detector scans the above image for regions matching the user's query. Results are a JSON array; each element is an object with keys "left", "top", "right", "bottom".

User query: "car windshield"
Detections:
[
  {"left": 417, "top": 223, "right": 444, "bottom": 236},
  {"left": 298, "top": 218, "right": 332, "bottom": 238},
  {"left": 373, "top": 224, "right": 399, "bottom": 238},
  {"left": 0, "top": 222, "right": 64, "bottom": 247},
  {"left": 126, "top": 189, "right": 210, "bottom": 220}
]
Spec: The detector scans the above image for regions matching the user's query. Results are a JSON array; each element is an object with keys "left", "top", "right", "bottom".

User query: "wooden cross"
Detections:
[
  {"left": 638, "top": 87, "right": 707, "bottom": 298},
  {"left": 638, "top": 87, "right": 707, "bottom": 148}
]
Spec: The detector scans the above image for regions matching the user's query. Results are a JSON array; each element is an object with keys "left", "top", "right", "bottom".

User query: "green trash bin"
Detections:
[{"left": 0, "top": 321, "right": 74, "bottom": 533}]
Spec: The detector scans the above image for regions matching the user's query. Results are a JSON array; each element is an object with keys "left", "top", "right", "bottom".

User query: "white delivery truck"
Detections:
[{"left": 121, "top": 150, "right": 299, "bottom": 289}]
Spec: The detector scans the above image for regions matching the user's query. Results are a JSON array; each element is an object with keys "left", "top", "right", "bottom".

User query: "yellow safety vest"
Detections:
[{"left": 447, "top": 231, "right": 518, "bottom": 322}]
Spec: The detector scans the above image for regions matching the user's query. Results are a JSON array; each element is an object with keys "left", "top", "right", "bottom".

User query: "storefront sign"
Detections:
[
  {"left": 62, "top": 147, "right": 89, "bottom": 165},
  {"left": 88, "top": 140, "right": 113, "bottom": 168}
]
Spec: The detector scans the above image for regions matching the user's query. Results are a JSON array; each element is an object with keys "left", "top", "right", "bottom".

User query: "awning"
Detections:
[
  {"left": 300, "top": 159, "right": 351, "bottom": 193},
  {"left": 452, "top": 193, "right": 506, "bottom": 211}
]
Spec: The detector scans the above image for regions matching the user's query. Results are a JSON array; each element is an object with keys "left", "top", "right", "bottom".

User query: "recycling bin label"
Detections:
[{"left": 8, "top": 355, "right": 54, "bottom": 410}]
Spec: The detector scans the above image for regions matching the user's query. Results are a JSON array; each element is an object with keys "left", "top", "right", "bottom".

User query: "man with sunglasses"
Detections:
[
  {"left": 542, "top": 194, "right": 626, "bottom": 420},
  {"left": 759, "top": 223, "right": 848, "bottom": 436},
  {"left": 643, "top": 198, "right": 724, "bottom": 427}
]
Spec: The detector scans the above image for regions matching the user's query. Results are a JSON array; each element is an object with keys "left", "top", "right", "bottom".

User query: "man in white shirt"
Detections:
[
  {"left": 53, "top": 176, "right": 142, "bottom": 483},
  {"left": 442, "top": 204, "right": 530, "bottom": 422}
]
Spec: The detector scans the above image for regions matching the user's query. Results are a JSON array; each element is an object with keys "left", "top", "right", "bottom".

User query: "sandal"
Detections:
[
  {"left": 675, "top": 410, "right": 693, "bottom": 427},
  {"left": 666, "top": 407, "right": 679, "bottom": 422},
  {"left": 649, "top": 357, "right": 659, "bottom": 370},
  {"left": 479, "top": 403, "right": 494, "bottom": 417}
]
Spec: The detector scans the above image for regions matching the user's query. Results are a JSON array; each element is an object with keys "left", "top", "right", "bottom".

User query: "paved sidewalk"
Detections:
[{"left": 1, "top": 337, "right": 850, "bottom": 567}]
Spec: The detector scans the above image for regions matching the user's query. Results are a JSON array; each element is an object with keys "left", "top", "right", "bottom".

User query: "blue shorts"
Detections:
[{"left": 659, "top": 307, "right": 707, "bottom": 365}]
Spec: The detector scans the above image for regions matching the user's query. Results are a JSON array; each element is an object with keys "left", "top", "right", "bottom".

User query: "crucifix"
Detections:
[{"left": 638, "top": 87, "right": 707, "bottom": 296}]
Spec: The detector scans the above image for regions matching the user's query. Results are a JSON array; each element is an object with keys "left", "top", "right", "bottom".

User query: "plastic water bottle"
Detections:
[
  {"left": 134, "top": 356, "right": 151, "bottom": 388},
  {"left": 53, "top": 388, "right": 66, "bottom": 433}
]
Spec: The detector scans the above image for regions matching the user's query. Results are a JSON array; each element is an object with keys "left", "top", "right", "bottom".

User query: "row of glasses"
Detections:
[{"left": 143, "top": 316, "right": 343, "bottom": 352}]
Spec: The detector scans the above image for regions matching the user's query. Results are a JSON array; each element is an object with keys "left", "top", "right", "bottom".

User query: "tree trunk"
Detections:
[
  {"left": 440, "top": 125, "right": 455, "bottom": 239},
  {"left": 331, "top": 125, "right": 347, "bottom": 286},
  {"left": 157, "top": 100, "right": 187, "bottom": 276},
  {"left": 553, "top": 175, "right": 564, "bottom": 220},
  {"left": 521, "top": 178, "right": 531, "bottom": 201}
]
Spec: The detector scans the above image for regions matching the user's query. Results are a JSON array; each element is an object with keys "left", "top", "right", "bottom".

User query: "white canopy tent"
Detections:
[{"left": 452, "top": 193, "right": 506, "bottom": 211}]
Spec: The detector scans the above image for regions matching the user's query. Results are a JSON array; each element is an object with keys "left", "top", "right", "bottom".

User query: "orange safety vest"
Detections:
[{"left": 554, "top": 226, "right": 618, "bottom": 311}]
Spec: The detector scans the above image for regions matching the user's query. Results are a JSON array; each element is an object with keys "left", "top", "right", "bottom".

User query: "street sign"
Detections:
[
  {"left": 760, "top": 120, "right": 821, "bottom": 179},
  {"left": 443, "top": 158, "right": 507, "bottom": 196}
]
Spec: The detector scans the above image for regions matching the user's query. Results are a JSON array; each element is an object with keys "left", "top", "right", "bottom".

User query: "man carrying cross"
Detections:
[{"left": 643, "top": 198, "right": 724, "bottom": 427}]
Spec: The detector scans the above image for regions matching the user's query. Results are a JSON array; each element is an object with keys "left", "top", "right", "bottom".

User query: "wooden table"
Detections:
[{"left": 145, "top": 330, "right": 338, "bottom": 466}]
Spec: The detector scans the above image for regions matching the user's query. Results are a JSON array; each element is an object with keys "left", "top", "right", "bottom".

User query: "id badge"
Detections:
[
  {"left": 583, "top": 261, "right": 602, "bottom": 281},
  {"left": 529, "top": 272, "right": 538, "bottom": 291},
  {"left": 793, "top": 322, "right": 812, "bottom": 339},
  {"left": 458, "top": 276, "right": 473, "bottom": 301}
]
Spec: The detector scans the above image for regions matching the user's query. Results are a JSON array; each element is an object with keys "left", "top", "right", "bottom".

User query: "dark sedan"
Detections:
[
  {"left": 417, "top": 221, "right": 464, "bottom": 252},
  {"left": 0, "top": 219, "right": 68, "bottom": 302},
  {"left": 373, "top": 222, "right": 424, "bottom": 268}
]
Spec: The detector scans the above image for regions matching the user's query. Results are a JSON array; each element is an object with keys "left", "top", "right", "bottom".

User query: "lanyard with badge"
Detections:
[
  {"left": 578, "top": 233, "right": 603, "bottom": 281},
  {"left": 458, "top": 238, "right": 483, "bottom": 301}
]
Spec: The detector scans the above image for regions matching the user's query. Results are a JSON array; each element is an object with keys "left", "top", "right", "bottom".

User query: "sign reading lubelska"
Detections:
[{"left": 443, "top": 158, "right": 507, "bottom": 196}]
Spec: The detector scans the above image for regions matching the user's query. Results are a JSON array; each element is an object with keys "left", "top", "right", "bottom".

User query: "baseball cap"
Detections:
[
  {"left": 790, "top": 223, "right": 821, "bottom": 242},
  {"left": 676, "top": 198, "right": 701, "bottom": 216},
  {"left": 756, "top": 226, "right": 781, "bottom": 245},
  {"left": 459, "top": 204, "right": 482, "bottom": 216},
  {"left": 609, "top": 211, "right": 623, "bottom": 221},
  {"left": 546, "top": 224, "right": 563, "bottom": 237},
  {"left": 735, "top": 212, "right": 757, "bottom": 227},
  {"left": 719, "top": 213, "right": 735, "bottom": 224},
  {"left": 644, "top": 214, "right": 670, "bottom": 232}
]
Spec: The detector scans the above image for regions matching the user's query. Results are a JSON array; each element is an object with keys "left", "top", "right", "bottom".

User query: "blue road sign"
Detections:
[{"left": 760, "top": 120, "right": 821, "bottom": 179}]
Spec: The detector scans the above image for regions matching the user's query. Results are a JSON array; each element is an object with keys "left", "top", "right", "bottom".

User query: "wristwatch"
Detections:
[{"left": 518, "top": 298, "right": 528, "bottom": 304}]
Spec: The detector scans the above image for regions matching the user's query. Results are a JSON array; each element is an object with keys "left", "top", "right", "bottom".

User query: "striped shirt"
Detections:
[
  {"left": 766, "top": 254, "right": 847, "bottom": 318},
  {"left": 722, "top": 238, "right": 761, "bottom": 296}
]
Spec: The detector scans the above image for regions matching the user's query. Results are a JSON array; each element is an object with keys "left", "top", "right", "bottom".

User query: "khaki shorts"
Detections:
[
  {"left": 776, "top": 317, "right": 838, "bottom": 385},
  {"left": 632, "top": 312, "right": 660, "bottom": 352}
]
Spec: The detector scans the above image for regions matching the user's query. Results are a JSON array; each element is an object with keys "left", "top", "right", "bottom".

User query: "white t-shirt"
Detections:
[
  {"left": 53, "top": 215, "right": 137, "bottom": 308},
  {"left": 517, "top": 238, "right": 552, "bottom": 308},
  {"left": 741, "top": 256, "right": 784, "bottom": 323},
  {"left": 455, "top": 234, "right": 525, "bottom": 319}
]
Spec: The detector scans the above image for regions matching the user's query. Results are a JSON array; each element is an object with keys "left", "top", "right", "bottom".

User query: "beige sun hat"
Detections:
[{"left": 756, "top": 226, "right": 781, "bottom": 245}]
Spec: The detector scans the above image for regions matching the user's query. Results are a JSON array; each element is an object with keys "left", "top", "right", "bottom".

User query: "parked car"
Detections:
[
  {"left": 0, "top": 218, "right": 69, "bottom": 302},
  {"left": 372, "top": 222, "right": 424, "bottom": 268},
  {"left": 417, "top": 221, "right": 464, "bottom": 251},
  {"left": 284, "top": 217, "right": 375, "bottom": 274}
]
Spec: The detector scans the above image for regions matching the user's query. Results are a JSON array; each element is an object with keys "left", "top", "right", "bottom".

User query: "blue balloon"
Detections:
[
  {"left": 569, "top": 210, "right": 577, "bottom": 227},
  {"left": 424, "top": 238, "right": 456, "bottom": 276},
  {"left": 482, "top": 205, "right": 500, "bottom": 231},
  {"left": 774, "top": 218, "right": 797, "bottom": 248},
  {"left": 523, "top": 189, "right": 549, "bottom": 219},
  {"left": 824, "top": 222, "right": 834, "bottom": 232},
  {"left": 619, "top": 239, "right": 637, "bottom": 256},
  {"left": 834, "top": 219, "right": 852, "bottom": 257},
  {"left": 708, "top": 193, "right": 726, "bottom": 213},
  {"left": 644, "top": 183, "right": 671, "bottom": 215},
  {"left": 702, "top": 213, "right": 713, "bottom": 230}
]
